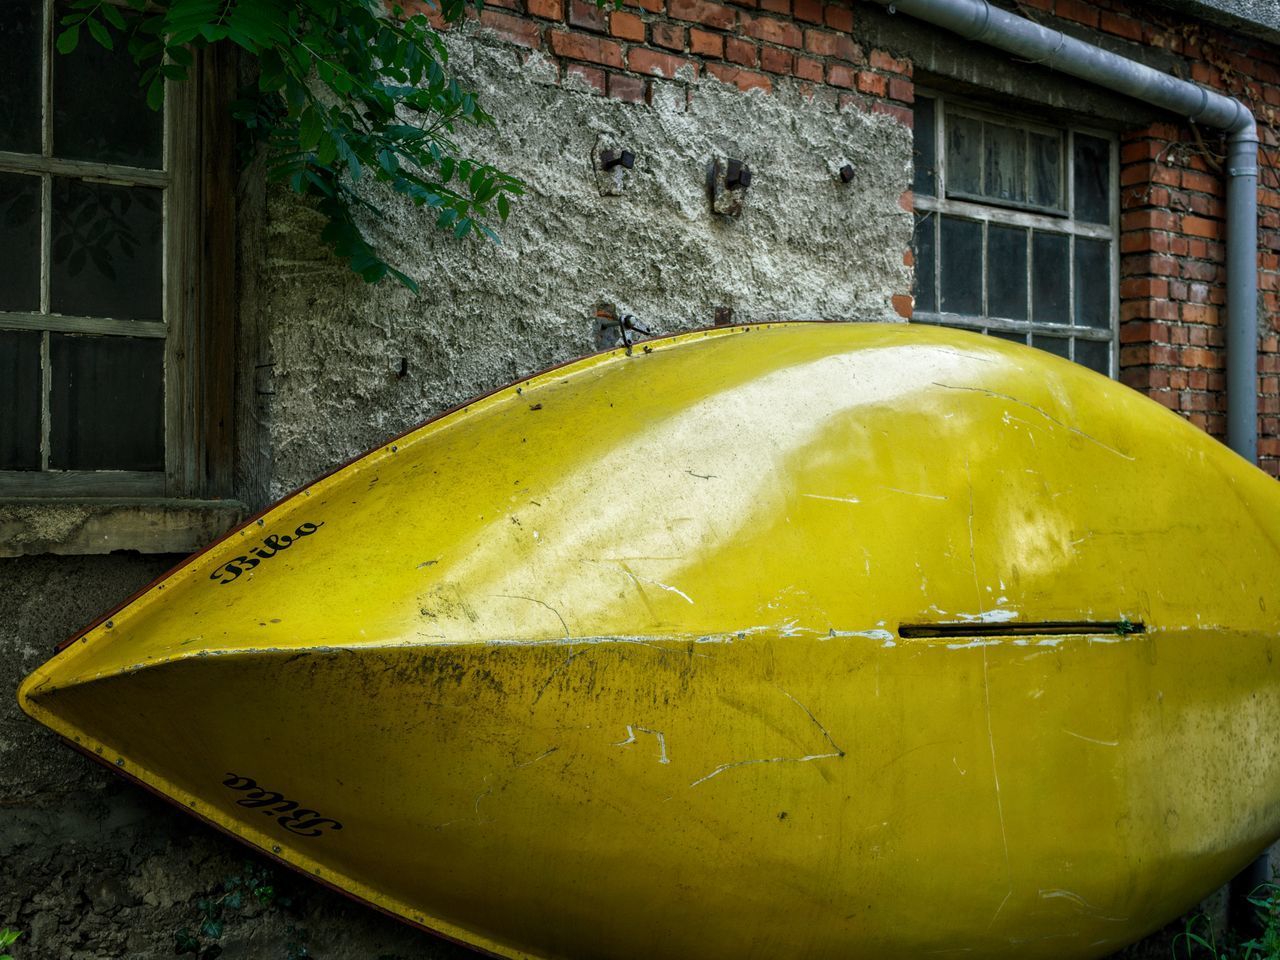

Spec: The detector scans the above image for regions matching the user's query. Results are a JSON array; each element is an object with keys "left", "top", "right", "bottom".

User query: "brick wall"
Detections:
[
  {"left": 435, "top": 0, "right": 1279, "bottom": 476},
  {"left": 458, "top": 0, "right": 915, "bottom": 122}
]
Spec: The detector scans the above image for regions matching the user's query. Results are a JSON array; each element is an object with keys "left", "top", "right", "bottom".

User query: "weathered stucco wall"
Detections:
[{"left": 257, "top": 33, "right": 913, "bottom": 495}]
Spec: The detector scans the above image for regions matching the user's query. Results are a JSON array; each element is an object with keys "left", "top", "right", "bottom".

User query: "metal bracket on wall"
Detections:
[
  {"left": 707, "top": 157, "right": 752, "bottom": 217},
  {"left": 594, "top": 303, "right": 653, "bottom": 355},
  {"left": 592, "top": 136, "right": 636, "bottom": 197}
]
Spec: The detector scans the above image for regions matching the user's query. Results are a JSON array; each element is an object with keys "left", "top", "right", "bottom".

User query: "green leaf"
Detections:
[
  {"left": 56, "top": 24, "right": 80, "bottom": 54},
  {"left": 200, "top": 918, "right": 224, "bottom": 940},
  {"left": 86, "top": 16, "right": 113, "bottom": 49},
  {"left": 101, "top": 4, "right": 126, "bottom": 30},
  {"left": 496, "top": 194, "right": 510, "bottom": 220}
]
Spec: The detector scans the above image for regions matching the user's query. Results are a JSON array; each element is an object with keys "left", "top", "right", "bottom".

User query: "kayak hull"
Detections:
[{"left": 19, "top": 322, "right": 1280, "bottom": 959}]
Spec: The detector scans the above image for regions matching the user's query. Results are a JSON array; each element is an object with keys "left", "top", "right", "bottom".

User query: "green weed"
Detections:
[{"left": 1174, "top": 884, "right": 1280, "bottom": 960}]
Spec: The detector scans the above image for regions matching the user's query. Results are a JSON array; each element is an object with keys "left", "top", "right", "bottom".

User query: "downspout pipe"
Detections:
[{"left": 875, "top": 0, "right": 1260, "bottom": 463}]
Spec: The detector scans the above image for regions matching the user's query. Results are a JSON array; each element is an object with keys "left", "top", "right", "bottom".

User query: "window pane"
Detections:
[
  {"left": 49, "top": 334, "right": 164, "bottom": 470},
  {"left": 51, "top": 178, "right": 163, "bottom": 321},
  {"left": 0, "top": 0, "right": 42, "bottom": 154},
  {"left": 913, "top": 213, "right": 936, "bottom": 313},
  {"left": 987, "top": 225, "right": 1028, "bottom": 320},
  {"left": 940, "top": 216, "right": 982, "bottom": 316},
  {"left": 0, "top": 172, "right": 42, "bottom": 312},
  {"left": 1074, "top": 238, "right": 1111, "bottom": 329},
  {"left": 983, "top": 122, "right": 1026, "bottom": 204},
  {"left": 1075, "top": 338, "right": 1111, "bottom": 376},
  {"left": 1073, "top": 133, "right": 1111, "bottom": 225},
  {"left": 1029, "top": 131, "right": 1062, "bottom": 209},
  {"left": 1032, "top": 232, "right": 1070, "bottom": 325},
  {"left": 988, "top": 330, "right": 1027, "bottom": 345},
  {"left": 52, "top": 6, "right": 163, "bottom": 169},
  {"left": 947, "top": 113, "right": 982, "bottom": 197},
  {"left": 0, "top": 330, "right": 42, "bottom": 470},
  {"left": 1032, "top": 334, "right": 1070, "bottom": 359},
  {"left": 913, "top": 97, "right": 937, "bottom": 197}
]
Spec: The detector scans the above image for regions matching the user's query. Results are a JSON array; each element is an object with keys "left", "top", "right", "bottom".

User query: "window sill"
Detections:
[{"left": 0, "top": 499, "right": 248, "bottom": 558}]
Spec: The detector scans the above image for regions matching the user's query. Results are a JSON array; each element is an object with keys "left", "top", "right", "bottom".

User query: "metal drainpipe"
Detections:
[{"left": 873, "top": 0, "right": 1260, "bottom": 463}]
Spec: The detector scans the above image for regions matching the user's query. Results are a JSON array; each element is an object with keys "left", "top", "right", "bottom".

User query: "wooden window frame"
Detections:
[
  {"left": 912, "top": 91, "right": 1121, "bottom": 377},
  {"left": 0, "top": 2, "right": 235, "bottom": 502}
]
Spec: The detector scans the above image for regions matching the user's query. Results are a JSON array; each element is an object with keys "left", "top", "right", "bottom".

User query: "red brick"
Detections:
[
  {"left": 1121, "top": 209, "right": 1178, "bottom": 232},
  {"left": 629, "top": 46, "right": 696, "bottom": 77},
  {"left": 741, "top": 14, "right": 802, "bottom": 47},
  {"left": 726, "top": 36, "right": 758, "bottom": 65},
  {"left": 1182, "top": 215, "right": 1222, "bottom": 239},
  {"left": 826, "top": 63, "right": 855, "bottom": 88},
  {"left": 892, "top": 294, "right": 913, "bottom": 318},
  {"left": 1121, "top": 254, "right": 1178, "bottom": 277},
  {"left": 528, "top": 0, "right": 563, "bottom": 19},
  {"left": 1100, "top": 11, "right": 1142, "bottom": 41},
  {"left": 1121, "top": 140, "right": 1163, "bottom": 164},
  {"left": 898, "top": 189, "right": 913, "bottom": 212},
  {"left": 824, "top": 3, "right": 852, "bottom": 31},
  {"left": 610, "top": 10, "right": 646, "bottom": 40},
  {"left": 704, "top": 62, "right": 772, "bottom": 92},
  {"left": 1056, "top": 0, "right": 1099, "bottom": 27},
  {"left": 1120, "top": 277, "right": 1169, "bottom": 299},
  {"left": 888, "top": 77, "right": 913, "bottom": 103},
  {"left": 690, "top": 28, "right": 724, "bottom": 56},
  {"left": 565, "top": 63, "right": 606, "bottom": 93},
  {"left": 668, "top": 0, "right": 736, "bottom": 28},
  {"left": 480, "top": 10, "right": 542, "bottom": 47},
  {"left": 855, "top": 71, "right": 887, "bottom": 96},
  {"left": 805, "top": 29, "right": 837, "bottom": 56},
  {"left": 903, "top": 248, "right": 914, "bottom": 267},
  {"left": 1121, "top": 299, "right": 1179, "bottom": 322},
  {"left": 833, "top": 34, "right": 860, "bottom": 61},
  {"left": 760, "top": 0, "right": 789, "bottom": 11},
  {"left": 486, "top": 0, "right": 519, "bottom": 11},
  {"left": 622, "top": 0, "right": 663, "bottom": 12},
  {"left": 793, "top": 55, "right": 823, "bottom": 82},
  {"left": 872, "top": 100, "right": 913, "bottom": 128},
  {"left": 760, "top": 45, "right": 792, "bottom": 74},
  {"left": 869, "top": 48, "right": 910, "bottom": 75},
  {"left": 550, "top": 30, "right": 624, "bottom": 66},
  {"left": 569, "top": 0, "right": 609, "bottom": 32},
  {"left": 1191, "top": 61, "right": 1221, "bottom": 86},
  {"left": 652, "top": 22, "right": 687, "bottom": 49},
  {"left": 794, "top": 0, "right": 823, "bottom": 23},
  {"left": 1120, "top": 320, "right": 1162, "bottom": 344},
  {"left": 1182, "top": 169, "right": 1222, "bottom": 193},
  {"left": 1121, "top": 161, "right": 1180, "bottom": 187},
  {"left": 1182, "top": 303, "right": 1220, "bottom": 324},
  {"left": 607, "top": 71, "right": 646, "bottom": 101}
]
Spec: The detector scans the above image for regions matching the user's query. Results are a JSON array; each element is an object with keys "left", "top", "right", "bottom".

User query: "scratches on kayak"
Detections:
[
  {"left": 982, "top": 646, "right": 1013, "bottom": 927},
  {"left": 614, "top": 725, "right": 670, "bottom": 764},
  {"left": 493, "top": 594, "right": 570, "bottom": 639},
  {"left": 621, "top": 570, "right": 695, "bottom": 605},
  {"left": 512, "top": 746, "right": 559, "bottom": 769},
  {"left": 689, "top": 688, "right": 843, "bottom": 787},
  {"left": 932, "top": 382, "right": 1136, "bottom": 461}
]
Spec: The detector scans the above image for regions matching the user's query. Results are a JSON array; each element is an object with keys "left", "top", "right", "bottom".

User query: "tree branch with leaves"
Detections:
[{"left": 58, "top": 0, "right": 523, "bottom": 291}]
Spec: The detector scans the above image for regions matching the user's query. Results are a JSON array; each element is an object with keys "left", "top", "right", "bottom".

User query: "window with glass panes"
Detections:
[
  {"left": 0, "top": 0, "right": 200, "bottom": 496},
  {"left": 911, "top": 93, "right": 1118, "bottom": 376}
]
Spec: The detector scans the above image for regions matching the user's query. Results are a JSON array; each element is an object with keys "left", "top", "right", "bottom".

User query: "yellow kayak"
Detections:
[{"left": 18, "top": 322, "right": 1280, "bottom": 959}]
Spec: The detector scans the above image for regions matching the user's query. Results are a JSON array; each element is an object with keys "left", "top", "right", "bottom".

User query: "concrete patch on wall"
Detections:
[{"left": 254, "top": 31, "right": 913, "bottom": 496}]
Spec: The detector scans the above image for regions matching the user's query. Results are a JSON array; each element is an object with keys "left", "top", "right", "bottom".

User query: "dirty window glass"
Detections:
[
  {"left": 0, "top": 0, "right": 174, "bottom": 491},
  {"left": 913, "top": 94, "right": 1115, "bottom": 375}
]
